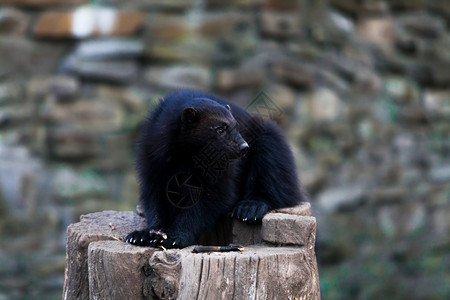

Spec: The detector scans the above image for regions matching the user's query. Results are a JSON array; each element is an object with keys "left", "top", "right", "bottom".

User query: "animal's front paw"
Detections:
[
  {"left": 232, "top": 200, "right": 270, "bottom": 224},
  {"left": 125, "top": 229, "right": 168, "bottom": 247},
  {"left": 159, "top": 233, "right": 193, "bottom": 249}
]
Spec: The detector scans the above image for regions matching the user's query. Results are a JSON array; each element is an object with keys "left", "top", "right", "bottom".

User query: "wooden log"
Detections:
[
  {"left": 231, "top": 221, "right": 262, "bottom": 245},
  {"left": 231, "top": 202, "right": 312, "bottom": 245},
  {"left": 271, "top": 201, "right": 311, "bottom": 216},
  {"left": 261, "top": 214, "right": 317, "bottom": 247},
  {"left": 62, "top": 211, "right": 146, "bottom": 300},
  {"left": 63, "top": 203, "right": 320, "bottom": 299},
  {"left": 88, "top": 241, "right": 156, "bottom": 300},
  {"left": 148, "top": 246, "right": 320, "bottom": 300}
]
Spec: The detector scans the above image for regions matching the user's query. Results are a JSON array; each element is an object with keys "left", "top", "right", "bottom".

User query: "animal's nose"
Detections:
[{"left": 239, "top": 142, "right": 249, "bottom": 155}]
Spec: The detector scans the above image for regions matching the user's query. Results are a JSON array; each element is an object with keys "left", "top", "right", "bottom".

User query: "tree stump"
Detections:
[{"left": 62, "top": 203, "right": 320, "bottom": 300}]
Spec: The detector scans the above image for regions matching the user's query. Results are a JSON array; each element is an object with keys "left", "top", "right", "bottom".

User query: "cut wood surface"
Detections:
[{"left": 63, "top": 203, "right": 320, "bottom": 300}]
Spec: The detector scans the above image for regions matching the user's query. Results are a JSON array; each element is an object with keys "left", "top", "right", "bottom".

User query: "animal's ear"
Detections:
[
  {"left": 225, "top": 104, "right": 231, "bottom": 111},
  {"left": 181, "top": 107, "right": 198, "bottom": 124}
]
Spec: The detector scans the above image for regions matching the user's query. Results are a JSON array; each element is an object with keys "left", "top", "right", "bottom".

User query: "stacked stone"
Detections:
[{"left": 0, "top": 0, "right": 449, "bottom": 299}]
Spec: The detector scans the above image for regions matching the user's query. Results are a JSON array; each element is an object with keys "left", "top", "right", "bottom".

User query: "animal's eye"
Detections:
[{"left": 216, "top": 127, "right": 225, "bottom": 135}]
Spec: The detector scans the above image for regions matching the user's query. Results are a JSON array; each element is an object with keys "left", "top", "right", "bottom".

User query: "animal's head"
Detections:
[{"left": 179, "top": 98, "right": 249, "bottom": 160}]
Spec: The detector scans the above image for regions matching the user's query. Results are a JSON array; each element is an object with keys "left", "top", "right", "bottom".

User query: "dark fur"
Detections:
[{"left": 126, "top": 90, "right": 305, "bottom": 248}]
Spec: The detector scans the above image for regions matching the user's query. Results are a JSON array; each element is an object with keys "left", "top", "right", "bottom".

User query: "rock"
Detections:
[
  {"left": 144, "top": 13, "right": 189, "bottom": 41},
  {"left": 214, "top": 61, "right": 266, "bottom": 91},
  {"left": 45, "top": 99, "right": 124, "bottom": 131},
  {"left": 389, "top": 0, "right": 426, "bottom": 10},
  {"left": 95, "top": 85, "right": 149, "bottom": 113},
  {"left": 317, "top": 185, "right": 366, "bottom": 212},
  {"left": 263, "top": 84, "right": 296, "bottom": 118},
  {"left": 46, "top": 128, "right": 132, "bottom": 163},
  {"left": 195, "top": 12, "right": 255, "bottom": 39},
  {"left": 0, "top": 105, "right": 32, "bottom": 128},
  {"left": 381, "top": 51, "right": 436, "bottom": 85},
  {"left": 299, "top": 166, "right": 328, "bottom": 194},
  {"left": 367, "top": 186, "right": 408, "bottom": 204},
  {"left": 262, "top": 214, "right": 317, "bottom": 247},
  {"left": 62, "top": 55, "right": 139, "bottom": 83},
  {"left": 145, "top": 11, "right": 255, "bottom": 41},
  {"left": 145, "top": 65, "right": 212, "bottom": 90},
  {"left": 0, "top": 36, "right": 64, "bottom": 77},
  {"left": 310, "top": 11, "right": 355, "bottom": 46},
  {"left": 377, "top": 202, "right": 426, "bottom": 239},
  {"left": 146, "top": 38, "right": 213, "bottom": 64},
  {"left": 397, "top": 12, "right": 445, "bottom": 39},
  {"left": 425, "top": 59, "right": 450, "bottom": 87},
  {"left": 394, "top": 31, "right": 421, "bottom": 55},
  {"left": 301, "top": 87, "right": 346, "bottom": 123},
  {"left": 141, "top": 0, "right": 197, "bottom": 10},
  {"left": 352, "top": 68, "right": 383, "bottom": 95},
  {"left": 330, "top": 0, "right": 389, "bottom": 17},
  {"left": 356, "top": 16, "right": 396, "bottom": 48},
  {"left": 144, "top": 12, "right": 256, "bottom": 64},
  {"left": 391, "top": 133, "right": 421, "bottom": 166},
  {"left": 243, "top": 90, "right": 286, "bottom": 122},
  {"left": 320, "top": 52, "right": 370, "bottom": 87},
  {"left": 263, "top": 0, "right": 300, "bottom": 11},
  {"left": 46, "top": 128, "right": 100, "bottom": 160},
  {"left": 271, "top": 57, "right": 315, "bottom": 89},
  {"left": 330, "top": 0, "right": 362, "bottom": 16},
  {"left": 0, "top": 7, "right": 30, "bottom": 35},
  {"left": 431, "top": 203, "right": 450, "bottom": 238},
  {"left": 429, "top": 164, "right": 450, "bottom": 183},
  {"left": 385, "top": 76, "right": 420, "bottom": 104},
  {"left": 0, "top": 249, "right": 17, "bottom": 276},
  {"left": 26, "top": 76, "right": 79, "bottom": 100},
  {"left": 398, "top": 105, "right": 427, "bottom": 123},
  {"left": 74, "top": 38, "right": 144, "bottom": 59},
  {"left": 213, "top": 38, "right": 258, "bottom": 67},
  {"left": 0, "top": 145, "right": 43, "bottom": 214},
  {"left": 329, "top": 11, "right": 355, "bottom": 34},
  {"left": 260, "top": 10, "right": 302, "bottom": 38},
  {"left": 1, "top": 0, "right": 85, "bottom": 6},
  {"left": 0, "top": 81, "right": 24, "bottom": 105},
  {"left": 51, "top": 167, "right": 110, "bottom": 199},
  {"left": 424, "top": 90, "right": 450, "bottom": 120},
  {"left": 105, "top": 0, "right": 197, "bottom": 10},
  {"left": 205, "top": 0, "right": 261, "bottom": 8},
  {"left": 34, "top": 7, "right": 145, "bottom": 38},
  {"left": 428, "top": 0, "right": 450, "bottom": 22}
]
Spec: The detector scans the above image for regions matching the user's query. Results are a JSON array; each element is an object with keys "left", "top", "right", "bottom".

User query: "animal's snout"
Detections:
[{"left": 239, "top": 142, "right": 249, "bottom": 156}]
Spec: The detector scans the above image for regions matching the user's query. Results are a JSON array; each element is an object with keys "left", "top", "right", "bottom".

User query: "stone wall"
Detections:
[{"left": 0, "top": 0, "right": 449, "bottom": 299}]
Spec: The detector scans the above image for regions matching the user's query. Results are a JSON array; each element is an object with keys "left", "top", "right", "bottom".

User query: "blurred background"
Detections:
[{"left": 0, "top": 0, "right": 449, "bottom": 299}]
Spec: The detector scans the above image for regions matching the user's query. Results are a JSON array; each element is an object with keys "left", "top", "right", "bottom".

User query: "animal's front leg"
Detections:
[
  {"left": 161, "top": 204, "right": 219, "bottom": 249},
  {"left": 232, "top": 200, "right": 271, "bottom": 223}
]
